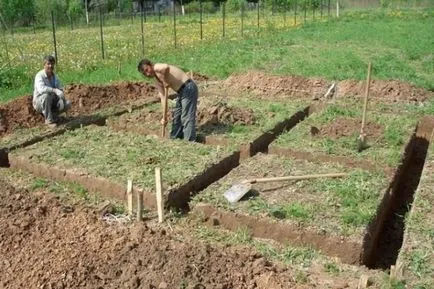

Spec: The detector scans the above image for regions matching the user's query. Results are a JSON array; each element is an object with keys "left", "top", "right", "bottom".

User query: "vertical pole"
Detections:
[
  {"left": 328, "top": 0, "right": 331, "bottom": 20},
  {"left": 336, "top": 0, "right": 340, "bottom": 18},
  {"left": 144, "top": 1, "right": 147, "bottom": 23},
  {"left": 85, "top": 0, "right": 89, "bottom": 25},
  {"left": 257, "top": 0, "right": 260, "bottom": 30},
  {"left": 294, "top": 0, "right": 297, "bottom": 26},
  {"left": 222, "top": 2, "right": 225, "bottom": 38},
  {"left": 51, "top": 11, "right": 58, "bottom": 64},
  {"left": 173, "top": 0, "right": 177, "bottom": 48},
  {"left": 241, "top": 3, "right": 244, "bottom": 38},
  {"left": 99, "top": 8, "right": 105, "bottom": 60},
  {"left": 127, "top": 180, "right": 133, "bottom": 215},
  {"left": 284, "top": 3, "right": 287, "bottom": 27},
  {"left": 141, "top": 5, "right": 145, "bottom": 56},
  {"left": 155, "top": 168, "right": 164, "bottom": 223},
  {"left": 136, "top": 190, "right": 143, "bottom": 221},
  {"left": 313, "top": 0, "right": 316, "bottom": 21},
  {"left": 200, "top": 0, "right": 203, "bottom": 40},
  {"left": 321, "top": 0, "right": 324, "bottom": 18}
]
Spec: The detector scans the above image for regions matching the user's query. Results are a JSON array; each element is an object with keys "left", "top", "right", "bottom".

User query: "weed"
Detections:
[
  {"left": 31, "top": 178, "right": 48, "bottom": 191},
  {"left": 324, "top": 262, "right": 341, "bottom": 274}
]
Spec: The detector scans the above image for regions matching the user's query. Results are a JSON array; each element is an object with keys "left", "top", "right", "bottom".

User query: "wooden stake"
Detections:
[
  {"left": 127, "top": 179, "right": 133, "bottom": 215},
  {"left": 189, "top": 70, "right": 193, "bottom": 80},
  {"left": 136, "top": 190, "right": 143, "bottom": 221},
  {"left": 155, "top": 167, "right": 164, "bottom": 223}
]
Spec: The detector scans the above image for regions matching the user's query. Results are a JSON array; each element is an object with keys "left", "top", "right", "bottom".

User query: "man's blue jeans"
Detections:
[{"left": 170, "top": 80, "right": 198, "bottom": 142}]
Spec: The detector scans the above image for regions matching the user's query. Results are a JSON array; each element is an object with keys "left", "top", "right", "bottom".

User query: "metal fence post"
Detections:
[
  {"left": 141, "top": 5, "right": 145, "bottom": 56},
  {"left": 222, "top": 2, "right": 225, "bottom": 38},
  {"left": 99, "top": 8, "right": 105, "bottom": 60},
  {"left": 51, "top": 11, "right": 58, "bottom": 64},
  {"left": 200, "top": 0, "right": 203, "bottom": 40},
  {"left": 173, "top": 1, "right": 177, "bottom": 48}
]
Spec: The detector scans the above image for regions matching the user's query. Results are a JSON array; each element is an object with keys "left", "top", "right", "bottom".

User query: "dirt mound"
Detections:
[
  {"left": 191, "top": 71, "right": 213, "bottom": 82},
  {"left": 336, "top": 79, "right": 432, "bottom": 103},
  {"left": 313, "top": 117, "right": 384, "bottom": 139},
  {"left": 198, "top": 101, "right": 256, "bottom": 127},
  {"left": 0, "top": 82, "right": 156, "bottom": 136},
  {"left": 224, "top": 71, "right": 329, "bottom": 99},
  {"left": 0, "top": 180, "right": 300, "bottom": 289},
  {"left": 0, "top": 96, "right": 44, "bottom": 135},
  {"left": 64, "top": 81, "right": 155, "bottom": 113}
]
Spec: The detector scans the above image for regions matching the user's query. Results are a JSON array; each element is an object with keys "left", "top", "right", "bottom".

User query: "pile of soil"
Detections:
[
  {"left": 197, "top": 101, "right": 256, "bottom": 127},
  {"left": 0, "top": 82, "right": 156, "bottom": 137},
  {"left": 224, "top": 71, "right": 433, "bottom": 103},
  {"left": 0, "top": 180, "right": 300, "bottom": 289},
  {"left": 314, "top": 117, "right": 384, "bottom": 139},
  {"left": 336, "top": 79, "right": 432, "bottom": 103},
  {"left": 224, "top": 71, "right": 328, "bottom": 99}
]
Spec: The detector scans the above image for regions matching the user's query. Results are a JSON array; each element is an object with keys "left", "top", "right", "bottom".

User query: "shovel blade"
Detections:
[{"left": 224, "top": 183, "right": 252, "bottom": 203}]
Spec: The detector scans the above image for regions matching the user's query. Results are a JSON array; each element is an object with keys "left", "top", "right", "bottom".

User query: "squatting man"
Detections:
[
  {"left": 33, "top": 55, "right": 71, "bottom": 127},
  {"left": 138, "top": 58, "right": 198, "bottom": 142}
]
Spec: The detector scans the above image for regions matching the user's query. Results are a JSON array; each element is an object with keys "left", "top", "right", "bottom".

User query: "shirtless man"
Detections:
[{"left": 138, "top": 59, "right": 198, "bottom": 142}]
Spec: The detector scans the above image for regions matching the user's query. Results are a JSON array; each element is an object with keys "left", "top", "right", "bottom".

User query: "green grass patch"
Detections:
[
  {"left": 2, "top": 10, "right": 433, "bottom": 102},
  {"left": 193, "top": 153, "right": 387, "bottom": 237},
  {"left": 11, "top": 125, "right": 235, "bottom": 191},
  {"left": 273, "top": 98, "right": 418, "bottom": 167}
]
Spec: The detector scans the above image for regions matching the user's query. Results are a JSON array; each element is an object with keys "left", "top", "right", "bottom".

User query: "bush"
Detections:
[
  {"left": 226, "top": 0, "right": 248, "bottom": 12},
  {"left": 0, "top": 68, "right": 29, "bottom": 89},
  {"left": 185, "top": 1, "right": 217, "bottom": 14}
]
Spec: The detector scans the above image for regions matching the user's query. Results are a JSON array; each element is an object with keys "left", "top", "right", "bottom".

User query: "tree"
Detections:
[{"left": 0, "top": 0, "right": 35, "bottom": 26}]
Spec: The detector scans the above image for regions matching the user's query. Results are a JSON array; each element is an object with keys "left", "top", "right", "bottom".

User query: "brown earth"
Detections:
[
  {"left": 197, "top": 101, "right": 256, "bottom": 127},
  {"left": 315, "top": 117, "right": 384, "bottom": 139},
  {"left": 224, "top": 71, "right": 433, "bottom": 103},
  {"left": 110, "top": 101, "right": 256, "bottom": 131},
  {"left": 337, "top": 79, "right": 432, "bottom": 103},
  {"left": 0, "top": 82, "right": 156, "bottom": 137},
  {"left": 224, "top": 71, "right": 328, "bottom": 99},
  {"left": 0, "top": 180, "right": 307, "bottom": 289}
]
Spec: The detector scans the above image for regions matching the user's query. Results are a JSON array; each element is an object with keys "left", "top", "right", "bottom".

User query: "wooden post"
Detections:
[
  {"left": 336, "top": 0, "right": 340, "bottom": 18},
  {"left": 127, "top": 179, "right": 133, "bottom": 215},
  {"left": 137, "top": 190, "right": 143, "bottom": 221},
  {"left": 155, "top": 167, "right": 164, "bottom": 223}
]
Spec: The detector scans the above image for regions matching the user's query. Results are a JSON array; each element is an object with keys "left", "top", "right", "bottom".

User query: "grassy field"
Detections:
[
  {"left": 10, "top": 125, "right": 235, "bottom": 191},
  {"left": 1, "top": 9, "right": 433, "bottom": 103},
  {"left": 192, "top": 153, "right": 387, "bottom": 238},
  {"left": 272, "top": 98, "right": 420, "bottom": 167}
]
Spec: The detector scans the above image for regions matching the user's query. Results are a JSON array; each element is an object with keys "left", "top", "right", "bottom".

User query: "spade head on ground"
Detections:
[
  {"left": 224, "top": 182, "right": 252, "bottom": 203},
  {"left": 357, "top": 135, "right": 369, "bottom": 152}
]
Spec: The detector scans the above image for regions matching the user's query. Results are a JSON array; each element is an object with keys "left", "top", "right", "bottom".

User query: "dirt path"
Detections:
[{"left": 0, "top": 180, "right": 307, "bottom": 289}]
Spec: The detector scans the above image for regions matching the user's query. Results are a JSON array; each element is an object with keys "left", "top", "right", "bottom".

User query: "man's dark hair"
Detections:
[
  {"left": 137, "top": 58, "right": 152, "bottom": 72},
  {"left": 43, "top": 55, "right": 56, "bottom": 64}
]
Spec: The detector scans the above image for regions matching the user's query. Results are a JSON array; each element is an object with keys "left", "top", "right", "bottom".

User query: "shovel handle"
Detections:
[
  {"left": 161, "top": 87, "right": 169, "bottom": 138},
  {"left": 361, "top": 62, "right": 372, "bottom": 134},
  {"left": 250, "top": 173, "right": 348, "bottom": 184}
]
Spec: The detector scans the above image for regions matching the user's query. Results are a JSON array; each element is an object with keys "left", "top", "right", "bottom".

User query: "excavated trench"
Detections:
[{"left": 363, "top": 117, "right": 434, "bottom": 269}]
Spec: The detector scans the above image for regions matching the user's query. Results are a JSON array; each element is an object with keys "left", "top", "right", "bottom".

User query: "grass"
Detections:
[
  {"left": 0, "top": 168, "right": 104, "bottom": 204},
  {"left": 396, "top": 144, "right": 434, "bottom": 288},
  {"left": 1, "top": 9, "right": 433, "bottom": 103},
  {"left": 193, "top": 153, "right": 387, "bottom": 237},
  {"left": 195, "top": 225, "right": 318, "bottom": 267},
  {"left": 273, "top": 98, "right": 419, "bottom": 167},
  {"left": 10, "top": 125, "right": 235, "bottom": 191}
]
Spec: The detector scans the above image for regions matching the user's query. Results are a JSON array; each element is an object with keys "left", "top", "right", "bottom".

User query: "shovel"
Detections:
[
  {"left": 161, "top": 87, "right": 169, "bottom": 138},
  {"left": 357, "top": 62, "right": 372, "bottom": 152},
  {"left": 224, "top": 172, "right": 348, "bottom": 203}
]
